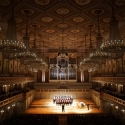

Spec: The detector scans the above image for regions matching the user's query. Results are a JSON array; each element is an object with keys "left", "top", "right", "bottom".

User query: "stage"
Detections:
[{"left": 22, "top": 98, "right": 103, "bottom": 114}]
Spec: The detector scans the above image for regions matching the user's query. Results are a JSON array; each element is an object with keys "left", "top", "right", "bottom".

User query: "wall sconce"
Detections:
[
  {"left": 1, "top": 110, "right": 4, "bottom": 113},
  {"left": 115, "top": 106, "right": 118, "bottom": 109},
  {"left": 121, "top": 109, "right": 125, "bottom": 112},
  {"left": 110, "top": 103, "right": 114, "bottom": 106},
  {"left": 12, "top": 104, "right": 15, "bottom": 107},
  {"left": 8, "top": 106, "right": 10, "bottom": 109}
]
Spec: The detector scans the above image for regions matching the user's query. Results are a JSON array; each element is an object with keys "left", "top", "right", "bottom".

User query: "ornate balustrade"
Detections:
[
  {"left": 91, "top": 89, "right": 125, "bottom": 107},
  {"left": 0, "top": 93, "right": 23, "bottom": 108},
  {"left": 101, "top": 92, "right": 125, "bottom": 107},
  {"left": 91, "top": 77, "right": 125, "bottom": 83},
  {"left": 0, "top": 90, "right": 35, "bottom": 108},
  {"left": 0, "top": 77, "right": 34, "bottom": 83},
  {"left": 35, "top": 89, "right": 90, "bottom": 92},
  {"left": 90, "top": 89, "right": 100, "bottom": 97},
  {"left": 25, "top": 90, "right": 35, "bottom": 98}
]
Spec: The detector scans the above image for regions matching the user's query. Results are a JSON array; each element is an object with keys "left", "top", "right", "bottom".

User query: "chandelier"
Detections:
[
  {"left": 100, "top": 0, "right": 124, "bottom": 59},
  {"left": 79, "top": 35, "right": 89, "bottom": 71},
  {"left": 90, "top": 10, "right": 110, "bottom": 65},
  {"left": 0, "top": 2, "right": 26, "bottom": 59},
  {"left": 83, "top": 25, "right": 97, "bottom": 70},
  {"left": 15, "top": 10, "right": 36, "bottom": 67}
]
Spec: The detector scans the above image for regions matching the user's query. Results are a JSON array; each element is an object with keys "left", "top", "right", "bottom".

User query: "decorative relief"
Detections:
[
  {"left": 71, "top": 29, "right": 80, "bottom": 33},
  {"left": 115, "top": 0, "right": 125, "bottom": 6},
  {"left": 46, "top": 29, "right": 55, "bottom": 33},
  {"left": 42, "top": 17, "right": 53, "bottom": 22},
  {"left": 85, "top": 24, "right": 95, "bottom": 28},
  {"left": 15, "top": 18, "right": 23, "bottom": 23},
  {"left": 22, "top": 30, "right": 30, "bottom": 33},
  {"left": 34, "top": 0, "right": 50, "bottom": 5},
  {"left": 103, "top": 18, "right": 111, "bottom": 23},
  {"left": 56, "top": 8, "right": 69, "bottom": 15},
  {"left": 58, "top": 23, "right": 68, "bottom": 28},
  {"left": 59, "top": 33, "right": 67, "bottom": 37},
  {"left": 91, "top": 9, "right": 104, "bottom": 15},
  {"left": 30, "top": 24, "right": 41, "bottom": 28},
  {"left": 95, "top": 29, "right": 104, "bottom": 33},
  {"left": 0, "top": 0, "right": 10, "bottom": 6},
  {"left": 73, "top": 17, "right": 84, "bottom": 23},
  {"left": 21, "top": 9, "right": 34, "bottom": 15},
  {"left": 49, "top": 37, "right": 57, "bottom": 40},
  {"left": 75, "top": 0, "right": 91, "bottom": 5}
]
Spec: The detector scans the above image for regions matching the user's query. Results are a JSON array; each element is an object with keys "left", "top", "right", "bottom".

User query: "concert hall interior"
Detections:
[{"left": 0, "top": 0, "right": 125, "bottom": 125}]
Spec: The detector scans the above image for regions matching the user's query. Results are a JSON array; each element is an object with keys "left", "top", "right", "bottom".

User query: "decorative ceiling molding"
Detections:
[
  {"left": 73, "top": 17, "right": 84, "bottom": 23},
  {"left": 34, "top": 0, "right": 50, "bottom": 5},
  {"left": 42, "top": 17, "right": 53, "bottom": 22},
  {"left": 0, "top": 0, "right": 10, "bottom": 6},
  {"left": 56, "top": 8, "right": 70, "bottom": 15},
  {"left": 75, "top": 0, "right": 91, "bottom": 5}
]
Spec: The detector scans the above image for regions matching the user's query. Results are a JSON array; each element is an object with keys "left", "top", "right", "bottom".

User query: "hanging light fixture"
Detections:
[
  {"left": 15, "top": 10, "right": 36, "bottom": 67},
  {"left": 83, "top": 25, "right": 97, "bottom": 71},
  {"left": 30, "top": 25, "right": 43, "bottom": 71},
  {"left": 90, "top": 10, "right": 110, "bottom": 65},
  {"left": 79, "top": 34, "right": 89, "bottom": 71},
  {"left": 100, "top": 0, "right": 124, "bottom": 59},
  {"left": 0, "top": 1, "right": 26, "bottom": 59}
]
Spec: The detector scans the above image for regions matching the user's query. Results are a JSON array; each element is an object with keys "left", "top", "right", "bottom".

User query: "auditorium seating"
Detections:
[
  {"left": 67, "top": 114, "right": 123, "bottom": 125},
  {"left": 2, "top": 115, "right": 59, "bottom": 125}
]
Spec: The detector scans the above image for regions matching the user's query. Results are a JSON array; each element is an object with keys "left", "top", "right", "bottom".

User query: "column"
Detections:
[
  {"left": 42, "top": 71, "right": 45, "bottom": 82},
  {"left": 34, "top": 72, "right": 37, "bottom": 82}
]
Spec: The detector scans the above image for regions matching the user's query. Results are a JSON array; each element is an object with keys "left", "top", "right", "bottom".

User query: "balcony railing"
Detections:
[
  {"left": 0, "top": 90, "right": 35, "bottom": 108},
  {"left": 91, "top": 77, "right": 125, "bottom": 83},
  {"left": 0, "top": 77, "right": 34, "bottom": 83},
  {"left": 35, "top": 89, "right": 90, "bottom": 92},
  {"left": 91, "top": 89, "right": 125, "bottom": 107}
]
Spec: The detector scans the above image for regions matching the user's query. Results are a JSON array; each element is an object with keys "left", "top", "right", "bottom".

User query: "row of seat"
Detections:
[
  {"left": 67, "top": 114, "right": 123, "bottom": 125},
  {"left": 2, "top": 115, "right": 59, "bottom": 125}
]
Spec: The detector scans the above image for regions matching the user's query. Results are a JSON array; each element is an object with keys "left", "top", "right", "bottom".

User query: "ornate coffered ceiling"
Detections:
[{"left": 0, "top": 0, "right": 125, "bottom": 58}]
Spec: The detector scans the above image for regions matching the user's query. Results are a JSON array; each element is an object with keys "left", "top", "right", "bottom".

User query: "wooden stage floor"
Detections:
[{"left": 22, "top": 99, "right": 104, "bottom": 114}]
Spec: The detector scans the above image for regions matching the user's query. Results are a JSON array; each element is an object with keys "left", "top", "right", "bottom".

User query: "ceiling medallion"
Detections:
[
  {"left": 73, "top": 17, "right": 84, "bottom": 23},
  {"left": 15, "top": 18, "right": 23, "bottom": 23},
  {"left": 59, "top": 34, "right": 67, "bottom": 37},
  {"left": 75, "top": 0, "right": 91, "bottom": 5},
  {"left": 58, "top": 23, "right": 68, "bottom": 28},
  {"left": 103, "top": 18, "right": 111, "bottom": 23},
  {"left": 34, "top": 0, "right": 50, "bottom": 5},
  {"left": 85, "top": 24, "right": 95, "bottom": 28},
  {"left": 71, "top": 29, "right": 80, "bottom": 33},
  {"left": 21, "top": 9, "right": 34, "bottom": 15},
  {"left": 115, "top": 0, "right": 125, "bottom": 6},
  {"left": 0, "top": 0, "right": 10, "bottom": 6},
  {"left": 30, "top": 24, "right": 41, "bottom": 28},
  {"left": 46, "top": 29, "right": 55, "bottom": 33},
  {"left": 91, "top": 9, "right": 104, "bottom": 15},
  {"left": 42, "top": 17, "right": 53, "bottom": 22},
  {"left": 56, "top": 8, "right": 69, "bottom": 15}
]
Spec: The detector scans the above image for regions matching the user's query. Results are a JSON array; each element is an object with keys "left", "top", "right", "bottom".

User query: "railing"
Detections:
[
  {"left": 25, "top": 90, "right": 35, "bottom": 98},
  {"left": 0, "top": 90, "right": 35, "bottom": 108},
  {"left": 91, "top": 89, "right": 125, "bottom": 107},
  {"left": 101, "top": 92, "right": 125, "bottom": 107},
  {"left": 91, "top": 77, "right": 125, "bottom": 83},
  {"left": 0, "top": 93, "right": 23, "bottom": 108},
  {"left": 90, "top": 89, "right": 100, "bottom": 97},
  {"left": 35, "top": 89, "right": 90, "bottom": 92},
  {"left": 0, "top": 77, "right": 34, "bottom": 83}
]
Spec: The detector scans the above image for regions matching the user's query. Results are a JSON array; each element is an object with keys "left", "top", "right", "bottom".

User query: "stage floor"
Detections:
[{"left": 22, "top": 98, "right": 103, "bottom": 114}]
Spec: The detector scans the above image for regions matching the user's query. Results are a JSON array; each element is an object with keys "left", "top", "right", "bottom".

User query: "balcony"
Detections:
[
  {"left": 0, "top": 76, "right": 34, "bottom": 83},
  {"left": 91, "top": 77, "right": 125, "bottom": 83}
]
